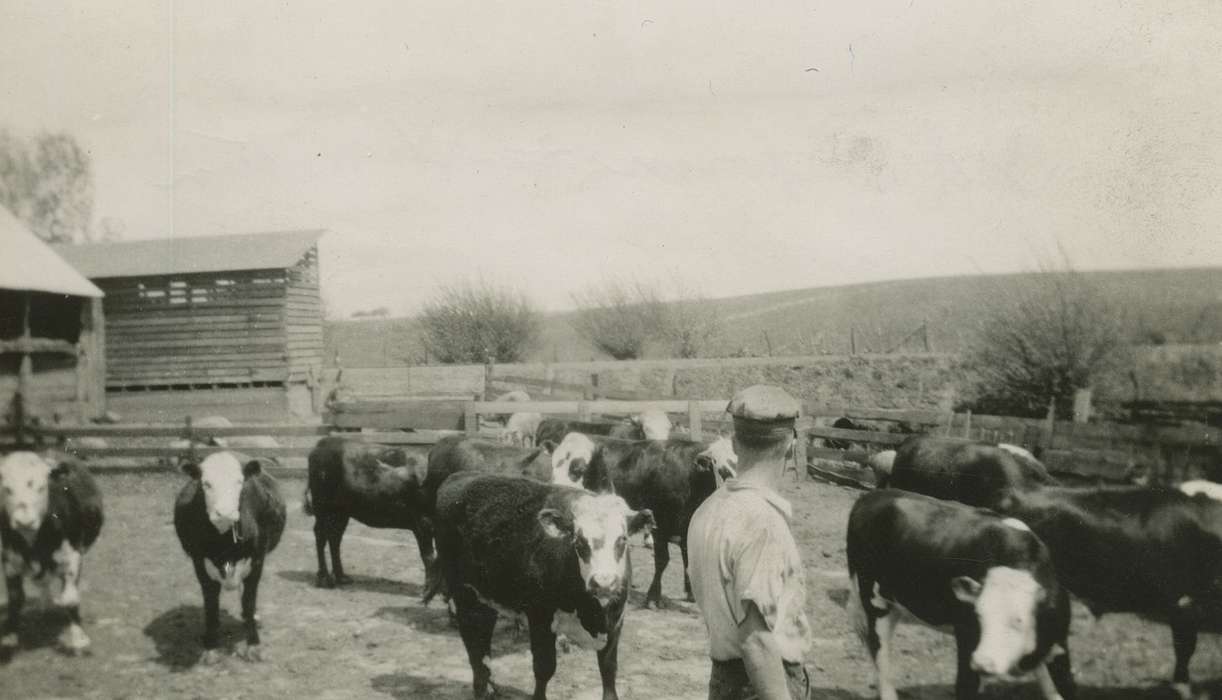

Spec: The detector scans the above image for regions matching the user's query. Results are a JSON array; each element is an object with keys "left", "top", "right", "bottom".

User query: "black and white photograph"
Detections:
[{"left": 2, "top": 2, "right": 1221, "bottom": 698}]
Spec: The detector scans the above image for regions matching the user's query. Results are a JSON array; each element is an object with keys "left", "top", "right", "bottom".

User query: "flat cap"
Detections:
[{"left": 726, "top": 384, "right": 800, "bottom": 422}]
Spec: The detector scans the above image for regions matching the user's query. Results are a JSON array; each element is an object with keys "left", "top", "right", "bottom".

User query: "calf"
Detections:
[
  {"left": 174, "top": 452, "right": 286, "bottom": 663},
  {"left": 423, "top": 472, "right": 654, "bottom": 700},
  {"left": 847, "top": 489, "right": 1074, "bottom": 700},
  {"left": 304, "top": 437, "right": 429, "bottom": 588},
  {"left": 999, "top": 485, "right": 1222, "bottom": 697},
  {"left": 552, "top": 433, "right": 737, "bottom": 607},
  {"left": 504, "top": 412, "right": 544, "bottom": 447},
  {"left": 883, "top": 435, "right": 1056, "bottom": 510},
  {"left": 0, "top": 451, "right": 103, "bottom": 658}
]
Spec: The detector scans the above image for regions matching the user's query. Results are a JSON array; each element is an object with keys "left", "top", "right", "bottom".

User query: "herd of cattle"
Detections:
[{"left": 2, "top": 405, "right": 1222, "bottom": 700}]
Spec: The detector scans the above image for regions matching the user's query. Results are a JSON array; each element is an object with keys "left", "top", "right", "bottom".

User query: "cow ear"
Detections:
[
  {"left": 951, "top": 576, "right": 982, "bottom": 603},
  {"left": 180, "top": 460, "right": 201, "bottom": 479},
  {"left": 242, "top": 459, "right": 265, "bottom": 478},
  {"left": 540, "top": 439, "right": 557, "bottom": 456},
  {"left": 538, "top": 508, "right": 573, "bottom": 539},
  {"left": 694, "top": 454, "right": 714, "bottom": 472},
  {"left": 627, "top": 508, "right": 656, "bottom": 536},
  {"left": 44, "top": 454, "right": 72, "bottom": 480}
]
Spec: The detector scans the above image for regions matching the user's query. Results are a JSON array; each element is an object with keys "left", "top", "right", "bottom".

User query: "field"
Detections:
[{"left": 4, "top": 470, "right": 1222, "bottom": 699}]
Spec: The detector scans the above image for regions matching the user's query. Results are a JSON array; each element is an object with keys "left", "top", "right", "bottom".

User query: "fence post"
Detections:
[
  {"left": 578, "top": 400, "right": 592, "bottom": 423},
  {"left": 182, "top": 415, "right": 195, "bottom": 464},
  {"left": 849, "top": 326, "right": 856, "bottom": 355},
  {"left": 794, "top": 417, "right": 812, "bottom": 481},
  {"left": 544, "top": 366, "right": 555, "bottom": 397},
  {"left": 483, "top": 357, "right": 494, "bottom": 401},
  {"left": 963, "top": 410, "right": 972, "bottom": 439},
  {"left": 591, "top": 372, "right": 601, "bottom": 400},
  {"left": 1042, "top": 398, "right": 1056, "bottom": 455},
  {"left": 1073, "top": 389, "right": 1093, "bottom": 424},
  {"left": 688, "top": 401, "right": 703, "bottom": 442},
  {"left": 464, "top": 401, "right": 479, "bottom": 436}
]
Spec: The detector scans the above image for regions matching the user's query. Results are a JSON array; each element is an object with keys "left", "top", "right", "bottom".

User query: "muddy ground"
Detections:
[{"left": 3, "top": 470, "right": 1222, "bottom": 699}]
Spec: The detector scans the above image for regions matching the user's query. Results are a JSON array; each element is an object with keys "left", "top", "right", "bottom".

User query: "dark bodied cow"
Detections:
[
  {"left": 304, "top": 437, "right": 429, "bottom": 588},
  {"left": 883, "top": 435, "right": 1056, "bottom": 509},
  {"left": 1, "top": 451, "right": 103, "bottom": 658},
  {"left": 847, "top": 489, "right": 1075, "bottom": 700},
  {"left": 535, "top": 418, "right": 642, "bottom": 448},
  {"left": 551, "top": 432, "right": 737, "bottom": 607},
  {"left": 174, "top": 452, "right": 286, "bottom": 663},
  {"left": 423, "top": 472, "right": 654, "bottom": 700},
  {"left": 998, "top": 485, "right": 1222, "bottom": 697}
]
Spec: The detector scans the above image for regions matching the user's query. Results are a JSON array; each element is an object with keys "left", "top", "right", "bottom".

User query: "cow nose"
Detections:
[
  {"left": 970, "top": 653, "right": 1003, "bottom": 676},
  {"left": 589, "top": 573, "right": 619, "bottom": 597}
]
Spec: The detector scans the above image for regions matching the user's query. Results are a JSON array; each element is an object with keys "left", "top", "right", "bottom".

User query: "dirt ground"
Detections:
[{"left": 3, "top": 470, "right": 1222, "bottom": 699}]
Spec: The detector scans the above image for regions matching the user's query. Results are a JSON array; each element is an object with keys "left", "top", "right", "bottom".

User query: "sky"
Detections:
[{"left": 2, "top": 1, "right": 1220, "bottom": 318}]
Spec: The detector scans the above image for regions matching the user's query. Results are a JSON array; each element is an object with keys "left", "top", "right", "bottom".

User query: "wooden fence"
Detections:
[{"left": 3, "top": 397, "right": 1219, "bottom": 484}]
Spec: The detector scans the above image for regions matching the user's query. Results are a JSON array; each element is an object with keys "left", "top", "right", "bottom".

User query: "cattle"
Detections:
[
  {"left": 423, "top": 472, "right": 654, "bottom": 700},
  {"left": 174, "top": 452, "right": 286, "bottom": 663},
  {"left": 998, "top": 485, "right": 1222, "bottom": 697},
  {"left": 847, "top": 489, "right": 1075, "bottom": 700},
  {"left": 551, "top": 433, "right": 737, "bottom": 607},
  {"left": 1180, "top": 479, "right": 1222, "bottom": 501},
  {"left": 0, "top": 451, "right": 103, "bottom": 658},
  {"left": 503, "top": 412, "right": 544, "bottom": 447},
  {"left": 883, "top": 435, "right": 1057, "bottom": 510},
  {"left": 536, "top": 418, "right": 643, "bottom": 447},
  {"left": 303, "top": 437, "right": 430, "bottom": 588}
]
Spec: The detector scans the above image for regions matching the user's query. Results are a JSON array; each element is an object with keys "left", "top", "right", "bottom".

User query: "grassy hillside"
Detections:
[{"left": 325, "top": 267, "right": 1222, "bottom": 366}]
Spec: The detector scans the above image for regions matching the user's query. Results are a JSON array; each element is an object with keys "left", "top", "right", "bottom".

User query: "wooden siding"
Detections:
[
  {"left": 95, "top": 245, "right": 323, "bottom": 390},
  {"left": 0, "top": 290, "right": 102, "bottom": 422}
]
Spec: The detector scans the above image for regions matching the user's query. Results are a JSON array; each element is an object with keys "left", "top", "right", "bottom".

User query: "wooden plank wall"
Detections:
[
  {"left": 99, "top": 269, "right": 294, "bottom": 387},
  {"left": 285, "top": 247, "right": 323, "bottom": 383}
]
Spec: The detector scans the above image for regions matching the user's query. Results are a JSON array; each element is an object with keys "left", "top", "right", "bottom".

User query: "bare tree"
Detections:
[
  {"left": 419, "top": 280, "right": 541, "bottom": 364},
  {"left": 0, "top": 129, "right": 94, "bottom": 243},
  {"left": 658, "top": 284, "right": 723, "bottom": 358},
  {"left": 570, "top": 279, "right": 666, "bottom": 360},
  {"left": 970, "top": 267, "right": 1127, "bottom": 417}
]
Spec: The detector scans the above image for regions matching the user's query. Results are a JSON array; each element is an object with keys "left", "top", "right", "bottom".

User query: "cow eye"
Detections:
[
  {"left": 574, "top": 537, "right": 592, "bottom": 558},
  {"left": 203, "top": 482, "right": 212, "bottom": 489}
]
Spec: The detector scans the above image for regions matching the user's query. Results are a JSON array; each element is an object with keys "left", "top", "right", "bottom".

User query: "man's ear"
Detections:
[
  {"left": 627, "top": 508, "right": 656, "bottom": 536},
  {"left": 538, "top": 508, "right": 573, "bottom": 538},
  {"left": 180, "top": 460, "right": 201, "bottom": 479}
]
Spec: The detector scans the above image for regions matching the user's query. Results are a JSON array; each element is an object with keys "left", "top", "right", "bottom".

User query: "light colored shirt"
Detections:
[{"left": 687, "top": 479, "right": 811, "bottom": 663}]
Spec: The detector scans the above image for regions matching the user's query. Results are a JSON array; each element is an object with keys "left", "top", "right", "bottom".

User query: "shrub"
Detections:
[{"left": 419, "top": 281, "right": 541, "bottom": 364}]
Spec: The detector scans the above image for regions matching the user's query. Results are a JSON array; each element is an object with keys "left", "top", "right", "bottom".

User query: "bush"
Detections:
[
  {"left": 659, "top": 288, "right": 723, "bottom": 359},
  {"left": 570, "top": 279, "right": 666, "bottom": 360},
  {"left": 969, "top": 268, "right": 1126, "bottom": 417},
  {"left": 419, "top": 281, "right": 541, "bottom": 364}
]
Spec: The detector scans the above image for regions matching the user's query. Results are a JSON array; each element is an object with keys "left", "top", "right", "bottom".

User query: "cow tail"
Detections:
[
  {"left": 421, "top": 556, "right": 445, "bottom": 606},
  {"left": 302, "top": 484, "right": 314, "bottom": 516}
]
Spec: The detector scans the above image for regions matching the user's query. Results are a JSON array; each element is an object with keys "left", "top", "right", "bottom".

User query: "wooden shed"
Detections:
[
  {"left": 1, "top": 206, "right": 105, "bottom": 428},
  {"left": 55, "top": 230, "right": 325, "bottom": 421}
]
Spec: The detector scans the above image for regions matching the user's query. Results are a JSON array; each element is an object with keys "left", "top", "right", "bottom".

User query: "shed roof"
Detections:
[
  {"left": 0, "top": 206, "right": 103, "bottom": 297},
  {"left": 54, "top": 229, "right": 324, "bottom": 279}
]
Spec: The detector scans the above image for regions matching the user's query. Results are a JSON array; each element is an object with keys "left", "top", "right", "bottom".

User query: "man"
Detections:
[{"left": 688, "top": 385, "right": 812, "bottom": 700}]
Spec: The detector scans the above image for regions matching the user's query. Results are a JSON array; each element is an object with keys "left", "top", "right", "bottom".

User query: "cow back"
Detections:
[
  {"left": 535, "top": 418, "right": 629, "bottom": 447},
  {"left": 45, "top": 454, "right": 104, "bottom": 551},
  {"left": 586, "top": 438, "right": 714, "bottom": 538},
  {"left": 889, "top": 436, "right": 1054, "bottom": 509},
  {"left": 423, "top": 436, "right": 552, "bottom": 515},
  {"left": 240, "top": 471, "right": 287, "bottom": 554}
]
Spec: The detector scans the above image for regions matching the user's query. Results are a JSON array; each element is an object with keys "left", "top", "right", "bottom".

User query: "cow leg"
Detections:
[
  {"left": 952, "top": 624, "right": 983, "bottom": 700},
  {"left": 643, "top": 536, "right": 669, "bottom": 609},
  {"left": 192, "top": 558, "right": 223, "bottom": 665},
  {"left": 328, "top": 514, "right": 352, "bottom": 585},
  {"left": 51, "top": 541, "right": 90, "bottom": 655},
  {"left": 595, "top": 616, "right": 625, "bottom": 700},
  {"left": 313, "top": 512, "right": 334, "bottom": 588},
  {"left": 869, "top": 610, "right": 900, "bottom": 700},
  {"left": 527, "top": 608, "right": 557, "bottom": 700},
  {"left": 1, "top": 553, "right": 25, "bottom": 657},
  {"left": 412, "top": 519, "right": 436, "bottom": 581},
  {"left": 238, "top": 559, "right": 264, "bottom": 661},
  {"left": 679, "top": 536, "right": 693, "bottom": 602},
  {"left": 1037, "top": 653, "right": 1075, "bottom": 700},
  {"left": 1170, "top": 613, "right": 1197, "bottom": 698},
  {"left": 456, "top": 596, "right": 499, "bottom": 698}
]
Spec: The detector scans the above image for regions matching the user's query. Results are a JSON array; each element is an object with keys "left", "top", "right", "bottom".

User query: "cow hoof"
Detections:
[
  {"left": 237, "top": 643, "right": 264, "bottom": 662},
  {"left": 557, "top": 636, "right": 572, "bottom": 655},
  {"left": 315, "top": 573, "right": 335, "bottom": 589},
  {"left": 59, "top": 627, "right": 91, "bottom": 655},
  {"left": 334, "top": 574, "right": 352, "bottom": 586},
  {"left": 1171, "top": 682, "right": 1192, "bottom": 700},
  {"left": 200, "top": 649, "right": 222, "bottom": 666}
]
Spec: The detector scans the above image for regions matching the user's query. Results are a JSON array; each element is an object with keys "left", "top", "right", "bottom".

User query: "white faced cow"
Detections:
[
  {"left": 0, "top": 451, "right": 103, "bottom": 658},
  {"left": 423, "top": 472, "right": 653, "bottom": 700},
  {"left": 847, "top": 489, "right": 1075, "bottom": 700},
  {"left": 174, "top": 452, "right": 286, "bottom": 664}
]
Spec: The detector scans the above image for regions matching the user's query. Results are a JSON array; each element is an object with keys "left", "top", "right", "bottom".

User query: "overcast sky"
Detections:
[{"left": 3, "top": 1, "right": 1220, "bottom": 317}]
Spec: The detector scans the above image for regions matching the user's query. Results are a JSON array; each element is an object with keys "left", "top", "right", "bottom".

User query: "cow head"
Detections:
[
  {"left": 0, "top": 451, "right": 59, "bottom": 540},
  {"left": 182, "top": 452, "right": 262, "bottom": 534},
  {"left": 552, "top": 433, "right": 597, "bottom": 488},
  {"left": 697, "top": 436, "right": 738, "bottom": 483},
  {"left": 538, "top": 493, "right": 655, "bottom": 605},
  {"left": 633, "top": 410, "right": 672, "bottom": 441},
  {"left": 952, "top": 566, "right": 1046, "bottom": 678}
]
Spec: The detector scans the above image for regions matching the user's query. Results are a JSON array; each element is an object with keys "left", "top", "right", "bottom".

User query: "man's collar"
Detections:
[{"left": 725, "top": 479, "right": 792, "bottom": 521}]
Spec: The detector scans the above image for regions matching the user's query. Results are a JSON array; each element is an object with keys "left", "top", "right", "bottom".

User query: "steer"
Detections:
[
  {"left": 883, "top": 435, "right": 1057, "bottom": 510},
  {"left": 998, "top": 485, "right": 1222, "bottom": 697},
  {"left": 847, "top": 489, "right": 1075, "bottom": 700},
  {"left": 0, "top": 451, "right": 103, "bottom": 658},
  {"left": 551, "top": 432, "right": 737, "bottom": 607},
  {"left": 423, "top": 472, "right": 654, "bottom": 700},
  {"left": 535, "top": 418, "right": 643, "bottom": 447},
  {"left": 174, "top": 452, "right": 286, "bottom": 663},
  {"left": 304, "top": 437, "right": 429, "bottom": 588}
]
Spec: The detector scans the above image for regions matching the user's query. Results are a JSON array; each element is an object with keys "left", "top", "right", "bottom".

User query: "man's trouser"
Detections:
[{"left": 708, "top": 657, "right": 811, "bottom": 700}]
